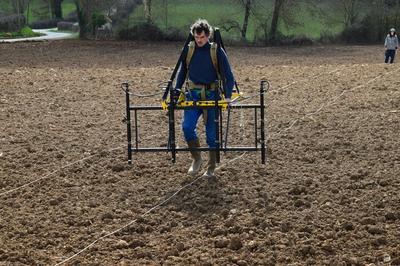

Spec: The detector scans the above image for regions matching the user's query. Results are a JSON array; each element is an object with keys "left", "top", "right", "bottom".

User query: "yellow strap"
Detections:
[
  {"left": 182, "top": 41, "right": 196, "bottom": 102},
  {"left": 200, "top": 87, "right": 208, "bottom": 123},
  {"left": 186, "top": 41, "right": 195, "bottom": 69},
  {"left": 162, "top": 100, "right": 229, "bottom": 110},
  {"left": 210, "top": 42, "right": 219, "bottom": 73},
  {"left": 177, "top": 100, "right": 228, "bottom": 110},
  {"left": 184, "top": 41, "right": 220, "bottom": 116},
  {"left": 186, "top": 41, "right": 218, "bottom": 74}
]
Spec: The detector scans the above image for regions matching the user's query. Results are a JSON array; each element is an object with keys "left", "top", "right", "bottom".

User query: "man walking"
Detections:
[{"left": 175, "top": 19, "right": 235, "bottom": 177}]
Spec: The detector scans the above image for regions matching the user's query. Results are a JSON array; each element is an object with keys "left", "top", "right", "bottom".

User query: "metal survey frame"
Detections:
[{"left": 123, "top": 80, "right": 268, "bottom": 165}]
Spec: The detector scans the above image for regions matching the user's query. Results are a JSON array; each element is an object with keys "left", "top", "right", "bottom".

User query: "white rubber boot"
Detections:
[
  {"left": 187, "top": 139, "right": 202, "bottom": 176},
  {"left": 202, "top": 151, "right": 216, "bottom": 177}
]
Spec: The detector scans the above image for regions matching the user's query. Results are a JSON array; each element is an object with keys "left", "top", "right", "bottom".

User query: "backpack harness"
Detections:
[{"left": 183, "top": 41, "right": 222, "bottom": 122}]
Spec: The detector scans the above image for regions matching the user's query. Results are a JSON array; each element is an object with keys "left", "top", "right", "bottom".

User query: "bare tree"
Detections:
[
  {"left": 391, "top": 0, "right": 400, "bottom": 27},
  {"left": 11, "top": 0, "right": 29, "bottom": 15},
  {"left": 218, "top": 0, "right": 254, "bottom": 41},
  {"left": 11, "top": 0, "right": 29, "bottom": 27},
  {"left": 240, "top": 0, "right": 252, "bottom": 39},
  {"left": 26, "top": 0, "right": 30, "bottom": 24},
  {"left": 53, "top": 0, "right": 63, "bottom": 19},
  {"left": 269, "top": 0, "right": 285, "bottom": 44},
  {"left": 74, "top": 0, "right": 95, "bottom": 38},
  {"left": 341, "top": 0, "right": 361, "bottom": 27},
  {"left": 74, "top": 0, "right": 128, "bottom": 38},
  {"left": 252, "top": 0, "right": 319, "bottom": 44},
  {"left": 143, "top": 0, "right": 152, "bottom": 23},
  {"left": 106, "top": 0, "right": 141, "bottom": 30}
]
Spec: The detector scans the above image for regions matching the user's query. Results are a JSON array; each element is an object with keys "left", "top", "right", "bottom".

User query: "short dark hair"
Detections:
[{"left": 191, "top": 19, "right": 212, "bottom": 36}]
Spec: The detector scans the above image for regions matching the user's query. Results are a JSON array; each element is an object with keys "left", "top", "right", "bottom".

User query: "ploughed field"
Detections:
[{"left": 0, "top": 40, "right": 399, "bottom": 265}]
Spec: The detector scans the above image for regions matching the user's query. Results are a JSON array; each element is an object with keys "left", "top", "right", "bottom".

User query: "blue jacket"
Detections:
[{"left": 175, "top": 42, "right": 235, "bottom": 98}]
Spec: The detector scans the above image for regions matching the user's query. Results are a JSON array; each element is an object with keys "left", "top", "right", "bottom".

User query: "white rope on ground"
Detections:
[
  {"left": 0, "top": 146, "right": 123, "bottom": 197},
  {"left": 233, "top": 66, "right": 344, "bottom": 105},
  {"left": 271, "top": 67, "right": 343, "bottom": 94},
  {"left": 269, "top": 66, "right": 400, "bottom": 139},
  {"left": 2, "top": 65, "right": 310, "bottom": 261},
  {"left": 51, "top": 64, "right": 363, "bottom": 265},
  {"left": 48, "top": 64, "right": 392, "bottom": 264},
  {"left": 0, "top": 126, "right": 163, "bottom": 198},
  {"left": 54, "top": 152, "right": 247, "bottom": 266}
]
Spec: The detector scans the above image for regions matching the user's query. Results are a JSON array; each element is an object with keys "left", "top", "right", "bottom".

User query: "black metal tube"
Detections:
[
  {"left": 167, "top": 80, "right": 176, "bottom": 163},
  {"left": 163, "top": 33, "right": 194, "bottom": 101},
  {"left": 131, "top": 147, "right": 261, "bottom": 152},
  {"left": 162, "top": 79, "right": 172, "bottom": 101},
  {"left": 124, "top": 82, "right": 132, "bottom": 164},
  {"left": 124, "top": 81, "right": 268, "bottom": 165},
  {"left": 214, "top": 85, "right": 220, "bottom": 163},
  {"left": 260, "top": 81, "right": 266, "bottom": 164},
  {"left": 219, "top": 108, "right": 223, "bottom": 151},
  {"left": 224, "top": 106, "right": 231, "bottom": 151},
  {"left": 169, "top": 33, "right": 193, "bottom": 83},
  {"left": 130, "top": 104, "right": 262, "bottom": 111},
  {"left": 254, "top": 108, "right": 258, "bottom": 148},
  {"left": 214, "top": 28, "right": 226, "bottom": 53},
  {"left": 134, "top": 110, "right": 139, "bottom": 150}
]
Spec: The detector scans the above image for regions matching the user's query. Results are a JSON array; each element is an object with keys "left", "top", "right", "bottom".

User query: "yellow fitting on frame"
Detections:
[
  {"left": 161, "top": 100, "right": 168, "bottom": 110},
  {"left": 176, "top": 100, "right": 229, "bottom": 110}
]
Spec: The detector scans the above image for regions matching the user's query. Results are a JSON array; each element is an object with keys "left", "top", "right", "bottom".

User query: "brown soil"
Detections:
[{"left": 0, "top": 40, "right": 399, "bottom": 265}]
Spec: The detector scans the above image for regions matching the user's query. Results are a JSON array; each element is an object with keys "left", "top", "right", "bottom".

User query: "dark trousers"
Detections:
[{"left": 385, "top": 49, "right": 396, "bottom": 63}]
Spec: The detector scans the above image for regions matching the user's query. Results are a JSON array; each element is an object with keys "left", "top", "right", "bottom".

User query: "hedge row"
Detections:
[
  {"left": 0, "top": 14, "right": 26, "bottom": 32},
  {"left": 118, "top": 23, "right": 191, "bottom": 41},
  {"left": 57, "top": 21, "right": 79, "bottom": 32}
]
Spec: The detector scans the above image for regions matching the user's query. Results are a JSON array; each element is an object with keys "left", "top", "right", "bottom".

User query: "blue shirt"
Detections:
[{"left": 176, "top": 42, "right": 235, "bottom": 98}]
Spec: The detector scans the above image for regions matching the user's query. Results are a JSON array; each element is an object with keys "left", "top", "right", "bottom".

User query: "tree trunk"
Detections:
[
  {"left": 26, "top": 0, "right": 30, "bottom": 25},
  {"left": 114, "top": 0, "right": 140, "bottom": 27},
  {"left": 49, "top": 0, "right": 53, "bottom": 19},
  {"left": 270, "top": 0, "right": 285, "bottom": 44},
  {"left": 144, "top": 0, "right": 152, "bottom": 23},
  {"left": 16, "top": 0, "right": 21, "bottom": 28},
  {"left": 241, "top": 0, "right": 251, "bottom": 40},
  {"left": 54, "top": 0, "right": 63, "bottom": 19},
  {"left": 342, "top": 0, "right": 358, "bottom": 27},
  {"left": 75, "top": 0, "right": 92, "bottom": 39}
]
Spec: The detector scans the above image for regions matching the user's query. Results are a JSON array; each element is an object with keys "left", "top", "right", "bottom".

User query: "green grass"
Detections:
[
  {"left": 26, "top": 0, "right": 76, "bottom": 24},
  {"left": 281, "top": 2, "right": 345, "bottom": 39},
  {"left": 130, "top": 0, "right": 237, "bottom": 28},
  {"left": 0, "top": 26, "right": 42, "bottom": 38},
  {"left": 62, "top": 0, "right": 77, "bottom": 18},
  {"left": 128, "top": 0, "right": 345, "bottom": 41},
  {"left": 1, "top": 0, "right": 349, "bottom": 41},
  {"left": 129, "top": 0, "right": 267, "bottom": 41},
  {"left": 0, "top": 2, "right": 12, "bottom": 13}
]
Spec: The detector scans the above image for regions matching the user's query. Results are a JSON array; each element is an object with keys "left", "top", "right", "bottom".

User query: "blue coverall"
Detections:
[{"left": 176, "top": 42, "right": 235, "bottom": 148}]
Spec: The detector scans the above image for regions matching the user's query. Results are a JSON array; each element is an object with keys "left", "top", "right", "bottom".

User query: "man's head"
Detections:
[
  {"left": 191, "top": 19, "right": 212, "bottom": 47},
  {"left": 390, "top": 28, "right": 396, "bottom": 36}
]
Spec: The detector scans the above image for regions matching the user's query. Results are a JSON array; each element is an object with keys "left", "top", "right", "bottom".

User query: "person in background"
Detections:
[{"left": 384, "top": 28, "right": 398, "bottom": 64}]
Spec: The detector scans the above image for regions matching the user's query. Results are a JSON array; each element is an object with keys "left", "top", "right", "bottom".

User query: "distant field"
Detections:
[
  {"left": 129, "top": 0, "right": 346, "bottom": 41},
  {"left": 1, "top": 0, "right": 347, "bottom": 40},
  {"left": 0, "top": 0, "right": 76, "bottom": 24},
  {"left": 27, "top": 0, "right": 76, "bottom": 22}
]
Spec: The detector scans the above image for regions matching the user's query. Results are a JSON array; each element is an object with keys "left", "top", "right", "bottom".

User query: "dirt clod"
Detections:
[
  {"left": 215, "top": 238, "right": 230, "bottom": 248},
  {"left": 229, "top": 237, "right": 243, "bottom": 250}
]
